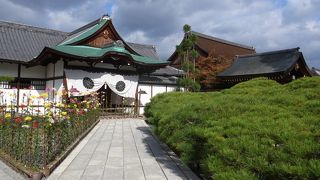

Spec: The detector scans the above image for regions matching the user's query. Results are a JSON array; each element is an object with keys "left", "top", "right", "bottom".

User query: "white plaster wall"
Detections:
[
  {"left": 0, "top": 63, "right": 18, "bottom": 77},
  {"left": 54, "top": 79, "right": 64, "bottom": 92},
  {"left": 46, "top": 80, "right": 53, "bottom": 90},
  {"left": 137, "top": 84, "right": 152, "bottom": 114},
  {"left": 21, "top": 65, "right": 46, "bottom": 78},
  {"left": 54, "top": 79, "right": 64, "bottom": 103},
  {"left": 0, "top": 89, "right": 18, "bottom": 106},
  {"left": 19, "top": 89, "right": 45, "bottom": 106},
  {"left": 0, "top": 88, "right": 46, "bottom": 114},
  {"left": 152, "top": 85, "right": 167, "bottom": 97},
  {"left": 55, "top": 60, "right": 64, "bottom": 77},
  {"left": 46, "top": 63, "right": 54, "bottom": 78},
  {"left": 166, "top": 86, "right": 177, "bottom": 92},
  {"left": 137, "top": 84, "right": 179, "bottom": 114},
  {"left": 45, "top": 80, "right": 63, "bottom": 103}
]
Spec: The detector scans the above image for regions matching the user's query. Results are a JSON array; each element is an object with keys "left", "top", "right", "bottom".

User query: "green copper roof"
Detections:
[
  {"left": 59, "top": 18, "right": 108, "bottom": 45},
  {"left": 50, "top": 45, "right": 167, "bottom": 65}
]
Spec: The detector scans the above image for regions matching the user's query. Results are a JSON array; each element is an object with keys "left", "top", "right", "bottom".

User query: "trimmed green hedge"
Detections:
[{"left": 145, "top": 77, "right": 320, "bottom": 179}]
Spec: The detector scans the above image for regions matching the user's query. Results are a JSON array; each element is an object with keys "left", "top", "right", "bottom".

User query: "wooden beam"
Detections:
[{"left": 16, "top": 64, "right": 21, "bottom": 112}]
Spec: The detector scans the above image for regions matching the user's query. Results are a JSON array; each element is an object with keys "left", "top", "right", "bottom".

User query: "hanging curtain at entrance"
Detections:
[
  {"left": 104, "top": 74, "right": 138, "bottom": 98},
  {"left": 65, "top": 70, "right": 105, "bottom": 96},
  {"left": 64, "top": 69, "right": 138, "bottom": 98}
]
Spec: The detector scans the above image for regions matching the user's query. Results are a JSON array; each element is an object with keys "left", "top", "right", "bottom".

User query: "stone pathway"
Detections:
[
  {"left": 48, "top": 118, "right": 200, "bottom": 180},
  {"left": 0, "top": 159, "right": 27, "bottom": 180}
]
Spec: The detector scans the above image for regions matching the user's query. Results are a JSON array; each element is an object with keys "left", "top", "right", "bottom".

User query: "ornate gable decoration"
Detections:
[{"left": 85, "top": 27, "right": 117, "bottom": 48}]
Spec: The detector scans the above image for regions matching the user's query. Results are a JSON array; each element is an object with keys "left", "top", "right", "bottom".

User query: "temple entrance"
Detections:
[
  {"left": 97, "top": 83, "right": 137, "bottom": 116},
  {"left": 97, "top": 84, "right": 112, "bottom": 108}
]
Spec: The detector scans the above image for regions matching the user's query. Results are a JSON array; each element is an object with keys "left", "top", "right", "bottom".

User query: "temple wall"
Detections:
[
  {"left": 46, "top": 63, "right": 54, "bottom": 78},
  {"left": 21, "top": 65, "right": 46, "bottom": 78},
  {"left": 55, "top": 60, "right": 64, "bottom": 77},
  {"left": 0, "top": 88, "right": 46, "bottom": 113},
  {"left": 137, "top": 84, "right": 177, "bottom": 114},
  {"left": 0, "top": 63, "right": 18, "bottom": 77},
  {"left": 46, "top": 79, "right": 64, "bottom": 102},
  {"left": 166, "top": 86, "right": 177, "bottom": 92},
  {"left": 152, "top": 85, "right": 167, "bottom": 97},
  {"left": 137, "top": 84, "right": 152, "bottom": 114}
]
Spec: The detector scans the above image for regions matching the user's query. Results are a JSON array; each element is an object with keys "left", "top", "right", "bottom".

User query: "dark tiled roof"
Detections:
[
  {"left": 311, "top": 67, "right": 320, "bottom": 76},
  {"left": 191, "top": 31, "right": 255, "bottom": 50},
  {"left": 218, "top": 48, "right": 303, "bottom": 77},
  {"left": 0, "top": 21, "right": 68, "bottom": 62},
  {"left": 127, "top": 42, "right": 160, "bottom": 60},
  {"left": 167, "top": 31, "right": 255, "bottom": 63},
  {"left": 149, "top": 66, "right": 184, "bottom": 76},
  {"left": 139, "top": 75, "right": 179, "bottom": 85}
]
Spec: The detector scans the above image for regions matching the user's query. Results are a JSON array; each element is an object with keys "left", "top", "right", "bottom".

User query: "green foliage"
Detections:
[
  {"left": 181, "top": 61, "right": 196, "bottom": 73},
  {"left": 145, "top": 77, "right": 320, "bottom": 179},
  {"left": 178, "top": 77, "right": 201, "bottom": 92},
  {"left": 0, "top": 76, "right": 14, "bottom": 82},
  {"left": 191, "top": 49, "right": 199, "bottom": 59},
  {"left": 183, "top": 24, "right": 191, "bottom": 33}
]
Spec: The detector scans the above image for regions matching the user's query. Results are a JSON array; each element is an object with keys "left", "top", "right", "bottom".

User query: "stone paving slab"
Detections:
[
  {"left": 48, "top": 118, "right": 200, "bottom": 180},
  {"left": 0, "top": 159, "right": 27, "bottom": 180}
]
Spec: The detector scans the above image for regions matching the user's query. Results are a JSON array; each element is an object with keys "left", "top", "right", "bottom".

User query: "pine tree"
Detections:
[{"left": 176, "top": 24, "right": 200, "bottom": 92}]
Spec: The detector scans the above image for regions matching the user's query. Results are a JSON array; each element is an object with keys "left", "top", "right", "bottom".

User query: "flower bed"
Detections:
[{"left": 0, "top": 91, "right": 100, "bottom": 175}]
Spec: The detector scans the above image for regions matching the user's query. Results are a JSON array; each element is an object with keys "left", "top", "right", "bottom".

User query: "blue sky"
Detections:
[{"left": 0, "top": 0, "right": 319, "bottom": 68}]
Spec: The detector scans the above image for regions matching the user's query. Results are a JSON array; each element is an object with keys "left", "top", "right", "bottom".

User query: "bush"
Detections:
[{"left": 145, "top": 77, "right": 320, "bottom": 179}]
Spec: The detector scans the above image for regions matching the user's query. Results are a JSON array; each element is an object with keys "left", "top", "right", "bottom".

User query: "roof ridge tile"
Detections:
[{"left": 0, "top": 20, "right": 67, "bottom": 36}]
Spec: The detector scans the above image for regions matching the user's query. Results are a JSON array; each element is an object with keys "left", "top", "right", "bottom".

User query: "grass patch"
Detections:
[{"left": 145, "top": 77, "right": 320, "bottom": 179}]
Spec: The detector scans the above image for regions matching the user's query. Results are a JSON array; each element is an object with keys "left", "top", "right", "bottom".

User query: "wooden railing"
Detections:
[{"left": 100, "top": 106, "right": 141, "bottom": 118}]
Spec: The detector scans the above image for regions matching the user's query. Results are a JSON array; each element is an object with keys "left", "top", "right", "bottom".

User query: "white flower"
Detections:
[
  {"left": 48, "top": 117, "right": 54, "bottom": 124},
  {"left": 22, "top": 125, "right": 30, "bottom": 128}
]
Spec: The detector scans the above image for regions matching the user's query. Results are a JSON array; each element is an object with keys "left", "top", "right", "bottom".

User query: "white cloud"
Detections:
[
  {"left": 125, "top": 30, "right": 150, "bottom": 43},
  {"left": 0, "top": 0, "right": 38, "bottom": 24},
  {"left": 112, "top": 0, "right": 320, "bottom": 67},
  {"left": 0, "top": 0, "right": 319, "bottom": 67}
]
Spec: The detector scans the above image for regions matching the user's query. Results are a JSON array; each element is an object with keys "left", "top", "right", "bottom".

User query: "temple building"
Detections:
[
  {"left": 311, "top": 67, "right": 320, "bottom": 76},
  {"left": 217, "top": 48, "right": 313, "bottom": 85},
  {"left": 168, "top": 31, "right": 255, "bottom": 90},
  {"left": 0, "top": 15, "right": 182, "bottom": 114}
]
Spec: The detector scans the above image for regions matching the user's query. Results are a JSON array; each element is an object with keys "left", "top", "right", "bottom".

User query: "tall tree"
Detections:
[{"left": 176, "top": 24, "right": 200, "bottom": 91}]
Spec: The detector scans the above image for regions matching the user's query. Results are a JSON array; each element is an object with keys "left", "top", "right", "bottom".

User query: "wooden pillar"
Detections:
[
  {"left": 52, "top": 63, "right": 56, "bottom": 101},
  {"left": 16, "top": 64, "right": 21, "bottom": 112},
  {"left": 134, "top": 85, "right": 139, "bottom": 115}
]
